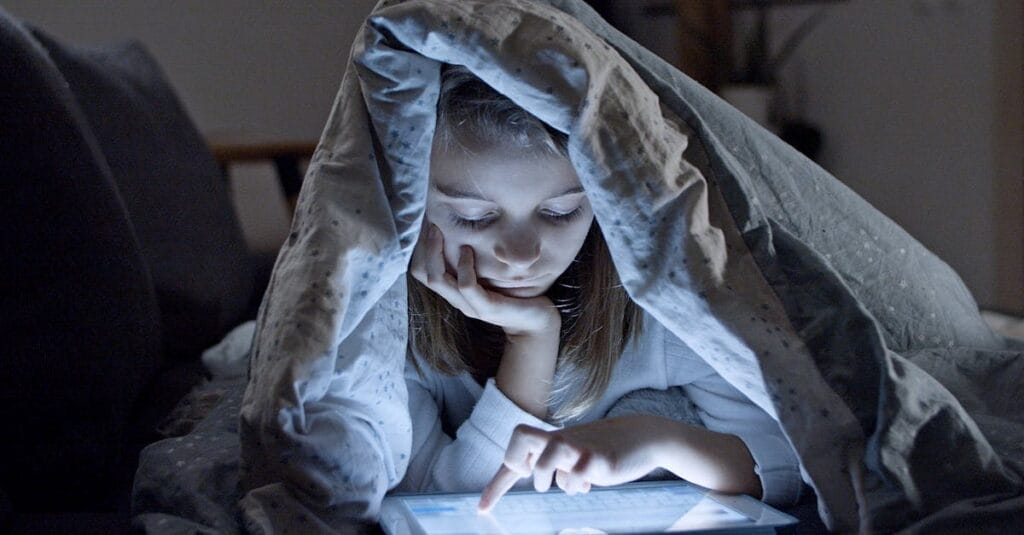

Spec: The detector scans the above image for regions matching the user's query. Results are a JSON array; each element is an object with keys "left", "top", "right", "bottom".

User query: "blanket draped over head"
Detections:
[{"left": 239, "top": 0, "right": 1024, "bottom": 531}]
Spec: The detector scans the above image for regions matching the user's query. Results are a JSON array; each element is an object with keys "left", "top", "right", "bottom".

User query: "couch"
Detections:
[{"left": 0, "top": 7, "right": 276, "bottom": 532}]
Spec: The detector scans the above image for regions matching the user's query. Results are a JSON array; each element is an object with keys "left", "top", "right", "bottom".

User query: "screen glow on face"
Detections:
[{"left": 427, "top": 146, "right": 594, "bottom": 298}]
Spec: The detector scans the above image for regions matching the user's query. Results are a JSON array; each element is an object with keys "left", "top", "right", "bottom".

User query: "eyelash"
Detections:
[{"left": 448, "top": 207, "right": 584, "bottom": 230}]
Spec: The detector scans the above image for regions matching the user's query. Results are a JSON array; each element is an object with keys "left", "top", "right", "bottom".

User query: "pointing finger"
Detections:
[{"left": 478, "top": 464, "right": 520, "bottom": 513}]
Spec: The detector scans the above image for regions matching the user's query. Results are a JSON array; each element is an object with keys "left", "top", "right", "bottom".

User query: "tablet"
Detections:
[{"left": 380, "top": 480, "right": 797, "bottom": 534}]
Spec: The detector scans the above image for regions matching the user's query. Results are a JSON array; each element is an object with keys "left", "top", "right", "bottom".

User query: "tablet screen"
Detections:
[{"left": 383, "top": 480, "right": 791, "bottom": 534}]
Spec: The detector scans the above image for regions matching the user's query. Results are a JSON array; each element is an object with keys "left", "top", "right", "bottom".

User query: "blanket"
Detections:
[{"left": 141, "top": 0, "right": 1024, "bottom": 532}]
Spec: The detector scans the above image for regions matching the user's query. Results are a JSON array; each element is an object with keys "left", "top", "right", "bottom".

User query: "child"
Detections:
[
  {"left": 398, "top": 65, "right": 803, "bottom": 511},
  {"left": 239, "top": 4, "right": 1020, "bottom": 532}
]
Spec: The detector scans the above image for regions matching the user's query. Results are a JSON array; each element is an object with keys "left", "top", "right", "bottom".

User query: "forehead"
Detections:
[{"left": 429, "top": 146, "right": 582, "bottom": 201}]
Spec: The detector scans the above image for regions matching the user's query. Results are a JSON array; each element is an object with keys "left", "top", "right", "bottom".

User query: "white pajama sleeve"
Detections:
[
  {"left": 396, "top": 374, "right": 559, "bottom": 492},
  {"left": 682, "top": 375, "right": 804, "bottom": 507}
]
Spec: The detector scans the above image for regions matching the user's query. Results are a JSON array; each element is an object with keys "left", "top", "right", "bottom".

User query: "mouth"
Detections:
[{"left": 482, "top": 276, "right": 546, "bottom": 289}]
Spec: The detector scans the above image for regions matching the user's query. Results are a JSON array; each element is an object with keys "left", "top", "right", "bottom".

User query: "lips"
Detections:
[{"left": 482, "top": 276, "right": 545, "bottom": 289}]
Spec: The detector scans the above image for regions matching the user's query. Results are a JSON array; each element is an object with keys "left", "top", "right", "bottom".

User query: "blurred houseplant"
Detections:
[{"left": 722, "top": 0, "right": 845, "bottom": 160}]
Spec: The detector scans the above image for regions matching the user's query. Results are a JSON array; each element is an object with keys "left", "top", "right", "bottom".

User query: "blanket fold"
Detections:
[{"left": 239, "top": 0, "right": 1023, "bottom": 532}]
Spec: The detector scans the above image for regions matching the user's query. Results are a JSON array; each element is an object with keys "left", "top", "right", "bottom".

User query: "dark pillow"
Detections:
[
  {"left": 0, "top": 486, "right": 11, "bottom": 531},
  {"left": 0, "top": 8, "right": 162, "bottom": 509},
  {"left": 31, "top": 29, "right": 257, "bottom": 361}
]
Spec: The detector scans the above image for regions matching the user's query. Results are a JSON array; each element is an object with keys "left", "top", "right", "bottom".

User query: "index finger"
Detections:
[
  {"left": 408, "top": 219, "right": 434, "bottom": 281},
  {"left": 478, "top": 464, "right": 520, "bottom": 513}
]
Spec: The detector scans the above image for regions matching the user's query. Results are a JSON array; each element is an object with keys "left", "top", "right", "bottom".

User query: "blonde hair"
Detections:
[{"left": 407, "top": 65, "right": 644, "bottom": 422}]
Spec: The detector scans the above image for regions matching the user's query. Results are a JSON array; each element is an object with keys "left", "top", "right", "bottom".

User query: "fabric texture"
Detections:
[
  {"left": 31, "top": 29, "right": 257, "bottom": 362},
  {"left": 133, "top": 378, "right": 250, "bottom": 535},
  {"left": 134, "top": 376, "right": 382, "bottom": 534},
  {"left": 235, "top": 0, "right": 1023, "bottom": 532}
]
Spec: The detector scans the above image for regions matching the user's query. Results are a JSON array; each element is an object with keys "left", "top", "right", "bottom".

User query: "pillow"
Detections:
[
  {"left": 31, "top": 29, "right": 258, "bottom": 361},
  {"left": 0, "top": 7, "right": 162, "bottom": 509}
]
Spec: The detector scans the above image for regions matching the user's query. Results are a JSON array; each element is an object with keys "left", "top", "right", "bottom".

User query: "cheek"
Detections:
[
  {"left": 564, "top": 222, "right": 592, "bottom": 254},
  {"left": 540, "top": 217, "right": 593, "bottom": 270},
  {"left": 426, "top": 216, "right": 479, "bottom": 271}
]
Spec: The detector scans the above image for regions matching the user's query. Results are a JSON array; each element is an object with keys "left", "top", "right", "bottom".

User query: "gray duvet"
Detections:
[{"left": 132, "top": 0, "right": 1023, "bottom": 533}]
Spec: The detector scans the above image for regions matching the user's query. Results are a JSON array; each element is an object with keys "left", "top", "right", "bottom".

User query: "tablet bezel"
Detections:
[{"left": 380, "top": 479, "right": 797, "bottom": 534}]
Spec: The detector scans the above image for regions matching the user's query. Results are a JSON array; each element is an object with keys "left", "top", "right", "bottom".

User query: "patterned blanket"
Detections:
[{"left": 133, "top": 1, "right": 1023, "bottom": 532}]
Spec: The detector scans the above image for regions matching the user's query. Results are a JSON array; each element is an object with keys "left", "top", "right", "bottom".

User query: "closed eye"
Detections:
[
  {"left": 542, "top": 206, "right": 584, "bottom": 224},
  {"left": 448, "top": 212, "right": 497, "bottom": 230},
  {"left": 448, "top": 203, "right": 585, "bottom": 228}
]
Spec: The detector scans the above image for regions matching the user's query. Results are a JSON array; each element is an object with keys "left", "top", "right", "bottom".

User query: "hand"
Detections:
[
  {"left": 478, "top": 416, "right": 674, "bottom": 512},
  {"left": 409, "top": 222, "right": 559, "bottom": 336}
]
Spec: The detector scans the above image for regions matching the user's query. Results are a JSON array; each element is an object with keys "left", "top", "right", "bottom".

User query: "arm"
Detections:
[
  {"left": 680, "top": 375, "right": 803, "bottom": 506},
  {"left": 477, "top": 414, "right": 763, "bottom": 511},
  {"left": 400, "top": 222, "right": 566, "bottom": 492},
  {"left": 402, "top": 224, "right": 568, "bottom": 491},
  {"left": 656, "top": 419, "right": 762, "bottom": 498},
  {"left": 479, "top": 344, "right": 804, "bottom": 510},
  {"left": 665, "top": 332, "right": 803, "bottom": 507},
  {"left": 494, "top": 317, "right": 561, "bottom": 420},
  {"left": 410, "top": 224, "right": 563, "bottom": 419},
  {"left": 397, "top": 364, "right": 559, "bottom": 493}
]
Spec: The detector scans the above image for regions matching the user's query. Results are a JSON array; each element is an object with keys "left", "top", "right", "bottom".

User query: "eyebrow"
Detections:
[{"left": 433, "top": 184, "right": 584, "bottom": 201}]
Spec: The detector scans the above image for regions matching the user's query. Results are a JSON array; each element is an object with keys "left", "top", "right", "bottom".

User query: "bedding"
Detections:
[
  {"left": 133, "top": 377, "right": 249, "bottom": 534},
  {"left": 133, "top": 0, "right": 1023, "bottom": 532}
]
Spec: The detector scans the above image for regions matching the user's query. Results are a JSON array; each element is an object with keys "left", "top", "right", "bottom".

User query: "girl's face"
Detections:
[{"left": 426, "top": 145, "right": 594, "bottom": 298}]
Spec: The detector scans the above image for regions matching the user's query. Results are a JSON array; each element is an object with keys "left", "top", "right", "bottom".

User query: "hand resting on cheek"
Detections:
[
  {"left": 408, "top": 221, "right": 564, "bottom": 420},
  {"left": 408, "top": 222, "right": 561, "bottom": 337}
]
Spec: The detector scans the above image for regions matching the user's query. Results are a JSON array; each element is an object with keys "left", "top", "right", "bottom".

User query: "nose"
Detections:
[{"left": 493, "top": 227, "right": 541, "bottom": 270}]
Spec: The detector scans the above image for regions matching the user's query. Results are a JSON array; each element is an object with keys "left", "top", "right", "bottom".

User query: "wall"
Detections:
[
  {"left": 992, "top": 0, "right": 1024, "bottom": 314},
  {"left": 756, "top": 0, "right": 1022, "bottom": 313},
  {"left": 4, "top": 0, "right": 379, "bottom": 251}
]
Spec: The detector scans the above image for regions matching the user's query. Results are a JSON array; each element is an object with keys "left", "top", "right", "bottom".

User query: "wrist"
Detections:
[
  {"left": 660, "top": 421, "right": 763, "bottom": 499},
  {"left": 503, "top": 308, "right": 561, "bottom": 339},
  {"left": 495, "top": 316, "right": 561, "bottom": 420}
]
